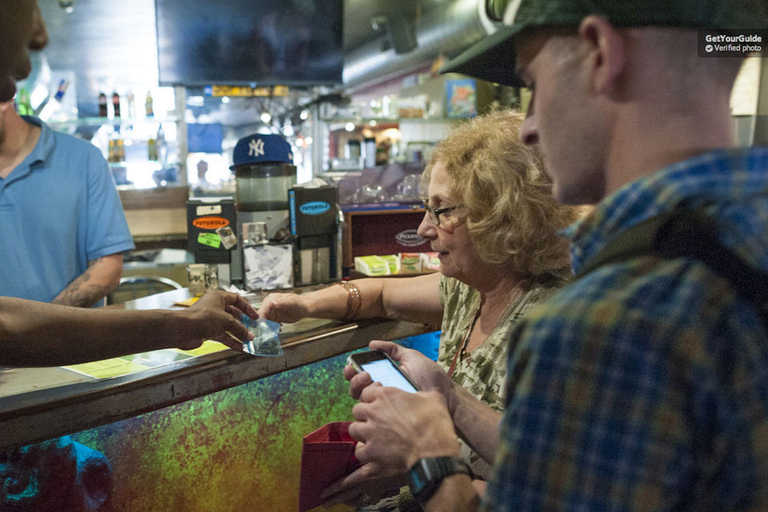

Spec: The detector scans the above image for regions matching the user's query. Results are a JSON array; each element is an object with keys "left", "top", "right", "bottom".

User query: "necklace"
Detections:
[{"left": 448, "top": 286, "right": 525, "bottom": 376}]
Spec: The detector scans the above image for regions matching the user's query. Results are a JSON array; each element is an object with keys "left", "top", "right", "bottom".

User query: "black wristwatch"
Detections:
[{"left": 408, "top": 456, "right": 473, "bottom": 504}]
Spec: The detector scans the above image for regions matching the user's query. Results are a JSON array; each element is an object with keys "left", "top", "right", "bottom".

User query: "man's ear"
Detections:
[{"left": 578, "top": 15, "right": 626, "bottom": 94}]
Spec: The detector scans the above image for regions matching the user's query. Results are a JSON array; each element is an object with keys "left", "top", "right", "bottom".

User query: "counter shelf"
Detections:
[{"left": 0, "top": 287, "right": 429, "bottom": 450}]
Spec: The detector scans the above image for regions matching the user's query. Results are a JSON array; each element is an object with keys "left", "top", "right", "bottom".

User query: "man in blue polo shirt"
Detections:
[{"left": 0, "top": 101, "right": 134, "bottom": 306}]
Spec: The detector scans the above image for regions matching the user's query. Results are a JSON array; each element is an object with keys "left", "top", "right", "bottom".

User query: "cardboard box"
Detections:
[
  {"left": 399, "top": 252, "right": 421, "bottom": 273},
  {"left": 354, "top": 255, "right": 390, "bottom": 276},
  {"left": 378, "top": 254, "right": 400, "bottom": 274},
  {"left": 420, "top": 252, "right": 440, "bottom": 272}
]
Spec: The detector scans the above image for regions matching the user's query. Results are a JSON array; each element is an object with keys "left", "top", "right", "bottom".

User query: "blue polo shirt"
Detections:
[{"left": 0, "top": 117, "right": 135, "bottom": 302}]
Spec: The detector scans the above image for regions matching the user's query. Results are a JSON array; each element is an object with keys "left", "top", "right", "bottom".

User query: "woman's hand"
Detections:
[
  {"left": 344, "top": 340, "right": 455, "bottom": 400},
  {"left": 257, "top": 292, "right": 312, "bottom": 323}
]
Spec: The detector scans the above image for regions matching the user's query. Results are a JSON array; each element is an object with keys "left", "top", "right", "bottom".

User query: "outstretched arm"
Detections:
[
  {"left": 0, "top": 290, "right": 257, "bottom": 367},
  {"left": 258, "top": 272, "right": 444, "bottom": 325}
]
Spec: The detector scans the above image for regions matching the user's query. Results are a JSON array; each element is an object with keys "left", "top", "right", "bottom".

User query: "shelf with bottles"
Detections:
[
  {"left": 102, "top": 120, "right": 182, "bottom": 188},
  {"left": 47, "top": 113, "right": 181, "bottom": 130},
  {"left": 320, "top": 116, "right": 458, "bottom": 128}
]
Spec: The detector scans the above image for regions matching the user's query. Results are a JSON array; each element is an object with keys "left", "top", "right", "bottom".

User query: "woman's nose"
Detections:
[{"left": 417, "top": 211, "right": 436, "bottom": 239}]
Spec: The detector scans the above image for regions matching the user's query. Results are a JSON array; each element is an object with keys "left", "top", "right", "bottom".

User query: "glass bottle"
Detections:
[
  {"left": 54, "top": 79, "right": 68, "bottom": 102},
  {"left": 116, "top": 138, "right": 125, "bottom": 162},
  {"left": 148, "top": 136, "right": 158, "bottom": 161},
  {"left": 156, "top": 124, "right": 166, "bottom": 163},
  {"left": 98, "top": 90, "right": 108, "bottom": 118},
  {"left": 145, "top": 91, "right": 154, "bottom": 118},
  {"left": 112, "top": 91, "right": 121, "bottom": 118},
  {"left": 126, "top": 90, "right": 136, "bottom": 119}
]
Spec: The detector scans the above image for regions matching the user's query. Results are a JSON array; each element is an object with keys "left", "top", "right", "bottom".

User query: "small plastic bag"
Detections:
[{"left": 240, "top": 315, "right": 284, "bottom": 357}]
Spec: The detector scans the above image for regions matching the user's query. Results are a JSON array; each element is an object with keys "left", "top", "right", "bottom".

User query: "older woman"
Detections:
[{"left": 258, "top": 109, "right": 583, "bottom": 507}]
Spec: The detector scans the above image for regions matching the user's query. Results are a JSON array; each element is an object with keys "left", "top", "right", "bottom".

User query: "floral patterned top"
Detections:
[{"left": 437, "top": 274, "right": 568, "bottom": 479}]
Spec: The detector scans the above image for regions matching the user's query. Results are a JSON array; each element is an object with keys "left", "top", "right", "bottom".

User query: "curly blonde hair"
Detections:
[{"left": 421, "top": 109, "right": 581, "bottom": 279}]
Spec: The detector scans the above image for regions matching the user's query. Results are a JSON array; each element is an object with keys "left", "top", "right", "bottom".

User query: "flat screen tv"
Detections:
[{"left": 155, "top": 0, "right": 343, "bottom": 87}]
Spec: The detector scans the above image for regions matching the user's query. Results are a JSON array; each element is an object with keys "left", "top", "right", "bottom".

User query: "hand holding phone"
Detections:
[{"left": 347, "top": 349, "right": 419, "bottom": 393}]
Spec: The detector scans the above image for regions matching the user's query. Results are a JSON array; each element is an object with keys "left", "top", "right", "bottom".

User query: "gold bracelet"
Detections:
[{"left": 338, "top": 280, "right": 362, "bottom": 321}]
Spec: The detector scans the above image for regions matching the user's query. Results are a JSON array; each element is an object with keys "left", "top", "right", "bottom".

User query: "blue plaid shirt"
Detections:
[{"left": 484, "top": 148, "right": 768, "bottom": 511}]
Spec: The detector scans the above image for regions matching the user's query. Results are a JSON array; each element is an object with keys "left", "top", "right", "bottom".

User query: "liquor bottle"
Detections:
[
  {"left": 98, "top": 91, "right": 108, "bottom": 118},
  {"left": 116, "top": 138, "right": 125, "bottom": 162},
  {"left": 53, "top": 79, "right": 68, "bottom": 101},
  {"left": 126, "top": 90, "right": 136, "bottom": 118},
  {"left": 112, "top": 91, "right": 121, "bottom": 118},
  {"left": 156, "top": 124, "right": 166, "bottom": 163},
  {"left": 145, "top": 91, "right": 154, "bottom": 118},
  {"left": 148, "top": 136, "right": 158, "bottom": 161}
]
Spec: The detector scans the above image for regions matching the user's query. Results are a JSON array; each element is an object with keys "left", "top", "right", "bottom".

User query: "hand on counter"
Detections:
[{"left": 177, "top": 290, "right": 258, "bottom": 351}]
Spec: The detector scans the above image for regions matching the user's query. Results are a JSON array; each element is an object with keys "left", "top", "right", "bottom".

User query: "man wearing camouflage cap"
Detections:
[{"left": 344, "top": 0, "right": 768, "bottom": 510}]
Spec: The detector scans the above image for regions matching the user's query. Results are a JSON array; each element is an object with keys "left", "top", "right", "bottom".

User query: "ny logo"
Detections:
[{"left": 249, "top": 138, "right": 265, "bottom": 157}]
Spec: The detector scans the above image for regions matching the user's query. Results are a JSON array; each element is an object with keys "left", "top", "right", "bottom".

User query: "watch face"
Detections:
[
  {"left": 408, "top": 469, "right": 428, "bottom": 495},
  {"left": 408, "top": 457, "right": 472, "bottom": 504}
]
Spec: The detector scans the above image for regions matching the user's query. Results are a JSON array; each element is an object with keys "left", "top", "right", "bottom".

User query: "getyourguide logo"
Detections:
[{"left": 192, "top": 216, "right": 230, "bottom": 229}]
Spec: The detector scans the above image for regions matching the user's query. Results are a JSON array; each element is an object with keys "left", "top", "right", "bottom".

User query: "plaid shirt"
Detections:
[{"left": 483, "top": 148, "right": 768, "bottom": 511}]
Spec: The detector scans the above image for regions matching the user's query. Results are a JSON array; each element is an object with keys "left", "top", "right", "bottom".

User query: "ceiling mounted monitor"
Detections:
[{"left": 155, "top": 0, "right": 343, "bottom": 87}]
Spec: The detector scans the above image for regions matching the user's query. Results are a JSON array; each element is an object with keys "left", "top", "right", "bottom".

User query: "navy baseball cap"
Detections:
[
  {"left": 230, "top": 133, "right": 293, "bottom": 170},
  {"left": 439, "top": 0, "right": 768, "bottom": 87}
]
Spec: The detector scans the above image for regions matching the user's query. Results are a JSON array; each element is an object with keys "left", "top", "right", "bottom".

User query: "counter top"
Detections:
[{"left": 0, "top": 288, "right": 429, "bottom": 450}]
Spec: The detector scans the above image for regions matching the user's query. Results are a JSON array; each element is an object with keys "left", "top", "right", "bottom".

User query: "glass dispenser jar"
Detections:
[{"left": 235, "top": 162, "right": 296, "bottom": 211}]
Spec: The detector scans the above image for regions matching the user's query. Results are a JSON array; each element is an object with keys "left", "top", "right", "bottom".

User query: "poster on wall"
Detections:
[{"left": 445, "top": 78, "right": 478, "bottom": 118}]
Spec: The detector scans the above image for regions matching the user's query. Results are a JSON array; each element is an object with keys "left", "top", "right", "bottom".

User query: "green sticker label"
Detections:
[{"left": 198, "top": 232, "right": 222, "bottom": 248}]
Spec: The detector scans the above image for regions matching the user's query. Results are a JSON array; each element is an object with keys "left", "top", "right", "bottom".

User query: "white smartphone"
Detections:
[{"left": 347, "top": 350, "right": 419, "bottom": 393}]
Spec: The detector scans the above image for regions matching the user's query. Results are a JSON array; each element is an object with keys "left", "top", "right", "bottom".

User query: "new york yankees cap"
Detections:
[{"left": 230, "top": 133, "right": 294, "bottom": 170}]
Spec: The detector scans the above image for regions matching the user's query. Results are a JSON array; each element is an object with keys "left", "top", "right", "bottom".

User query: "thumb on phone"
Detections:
[{"left": 368, "top": 340, "right": 400, "bottom": 360}]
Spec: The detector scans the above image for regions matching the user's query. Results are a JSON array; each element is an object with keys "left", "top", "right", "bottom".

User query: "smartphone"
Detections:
[{"left": 347, "top": 350, "right": 419, "bottom": 393}]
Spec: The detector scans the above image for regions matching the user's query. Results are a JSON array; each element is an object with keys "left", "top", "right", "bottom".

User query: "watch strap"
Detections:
[{"left": 408, "top": 456, "right": 473, "bottom": 504}]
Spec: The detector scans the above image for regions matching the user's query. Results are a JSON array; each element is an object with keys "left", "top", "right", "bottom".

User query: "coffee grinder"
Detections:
[
  {"left": 289, "top": 182, "right": 342, "bottom": 285},
  {"left": 230, "top": 133, "right": 297, "bottom": 288}
]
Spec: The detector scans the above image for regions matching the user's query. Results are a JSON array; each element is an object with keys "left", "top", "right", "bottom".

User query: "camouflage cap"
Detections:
[{"left": 440, "top": 0, "right": 767, "bottom": 86}]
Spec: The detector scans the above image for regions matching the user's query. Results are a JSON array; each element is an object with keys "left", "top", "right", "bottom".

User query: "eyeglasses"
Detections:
[{"left": 421, "top": 200, "right": 460, "bottom": 226}]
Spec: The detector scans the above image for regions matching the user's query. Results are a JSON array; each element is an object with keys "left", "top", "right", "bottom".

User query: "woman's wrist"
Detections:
[{"left": 442, "top": 375, "right": 462, "bottom": 419}]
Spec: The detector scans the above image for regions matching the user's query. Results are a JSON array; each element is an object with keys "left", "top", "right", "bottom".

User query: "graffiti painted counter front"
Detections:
[{"left": 0, "top": 288, "right": 432, "bottom": 511}]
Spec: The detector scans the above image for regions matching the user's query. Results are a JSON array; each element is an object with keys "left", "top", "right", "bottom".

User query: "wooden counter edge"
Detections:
[{"left": 0, "top": 317, "right": 429, "bottom": 450}]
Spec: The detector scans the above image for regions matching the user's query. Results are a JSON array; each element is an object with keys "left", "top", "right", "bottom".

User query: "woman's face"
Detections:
[{"left": 417, "top": 162, "right": 487, "bottom": 284}]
